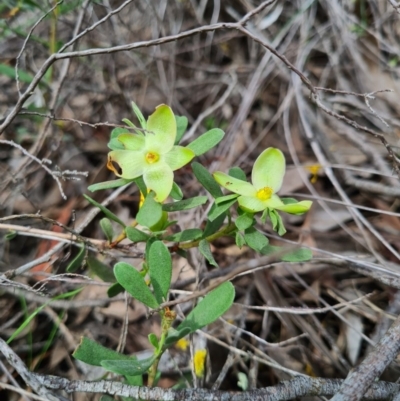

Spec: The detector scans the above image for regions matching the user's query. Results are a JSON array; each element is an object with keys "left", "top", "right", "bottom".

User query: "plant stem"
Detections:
[{"left": 178, "top": 222, "right": 236, "bottom": 250}]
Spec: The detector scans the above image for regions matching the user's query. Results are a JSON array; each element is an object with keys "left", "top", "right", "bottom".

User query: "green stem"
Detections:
[
  {"left": 178, "top": 222, "right": 236, "bottom": 250},
  {"left": 147, "top": 308, "right": 176, "bottom": 387}
]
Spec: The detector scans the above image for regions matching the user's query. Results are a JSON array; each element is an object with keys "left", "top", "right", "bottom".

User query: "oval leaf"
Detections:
[
  {"left": 177, "top": 282, "right": 235, "bottom": 334},
  {"left": 165, "top": 228, "right": 203, "bottom": 242},
  {"left": 192, "top": 162, "right": 223, "bottom": 198},
  {"left": 100, "top": 218, "right": 114, "bottom": 242},
  {"left": 148, "top": 241, "right": 172, "bottom": 304},
  {"left": 187, "top": 128, "right": 225, "bottom": 156},
  {"left": 66, "top": 243, "right": 86, "bottom": 272},
  {"left": 88, "top": 178, "right": 132, "bottom": 192},
  {"left": 136, "top": 192, "right": 163, "bottom": 228},
  {"left": 101, "top": 355, "right": 156, "bottom": 377},
  {"left": 199, "top": 239, "right": 218, "bottom": 268},
  {"left": 125, "top": 226, "right": 150, "bottom": 243},
  {"left": 162, "top": 196, "right": 208, "bottom": 212},
  {"left": 114, "top": 262, "right": 159, "bottom": 308},
  {"left": 244, "top": 227, "right": 269, "bottom": 253},
  {"left": 73, "top": 337, "right": 132, "bottom": 366}
]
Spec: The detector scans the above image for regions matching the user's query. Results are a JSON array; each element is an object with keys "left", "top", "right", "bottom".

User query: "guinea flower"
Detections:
[
  {"left": 107, "top": 104, "right": 195, "bottom": 202},
  {"left": 213, "top": 147, "right": 312, "bottom": 214}
]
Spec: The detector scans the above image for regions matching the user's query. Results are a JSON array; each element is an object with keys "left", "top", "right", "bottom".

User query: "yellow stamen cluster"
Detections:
[
  {"left": 176, "top": 338, "right": 189, "bottom": 351},
  {"left": 256, "top": 186, "right": 273, "bottom": 201},
  {"left": 306, "top": 164, "right": 321, "bottom": 184},
  {"left": 194, "top": 349, "right": 207, "bottom": 378},
  {"left": 145, "top": 151, "right": 160, "bottom": 164}
]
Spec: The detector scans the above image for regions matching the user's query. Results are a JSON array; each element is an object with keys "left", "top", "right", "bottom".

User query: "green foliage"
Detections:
[
  {"left": 73, "top": 337, "right": 132, "bottom": 366},
  {"left": 88, "top": 178, "right": 132, "bottom": 192},
  {"left": 101, "top": 356, "right": 157, "bottom": 377},
  {"left": 136, "top": 192, "right": 163, "bottom": 229},
  {"left": 66, "top": 243, "right": 86, "bottom": 273},
  {"left": 114, "top": 262, "right": 159, "bottom": 308},
  {"left": 87, "top": 256, "right": 115, "bottom": 282},
  {"left": 199, "top": 239, "right": 218, "bottom": 268},
  {"left": 162, "top": 196, "right": 208, "bottom": 212},
  {"left": 83, "top": 194, "right": 125, "bottom": 227},
  {"left": 100, "top": 218, "right": 114, "bottom": 242},
  {"left": 175, "top": 115, "right": 188, "bottom": 144},
  {"left": 165, "top": 229, "right": 203, "bottom": 242},
  {"left": 148, "top": 241, "right": 172, "bottom": 304},
  {"left": 125, "top": 226, "right": 150, "bottom": 242},
  {"left": 192, "top": 162, "right": 223, "bottom": 198},
  {"left": 177, "top": 282, "right": 235, "bottom": 334},
  {"left": 244, "top": 227, "right": 269, "bottom": 253},
  {"left": 187, "top": 128, "right": 225, "bottom": 156},
  {"left": 75, "top": 102, "right": 314, "bottom": 384}
]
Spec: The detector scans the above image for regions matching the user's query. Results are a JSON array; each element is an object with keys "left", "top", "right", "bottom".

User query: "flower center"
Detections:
[
  {"left": 256, "top": 187, "right": 273, "bottom": 201},
  {"left": 145, "top": 151, "right": 160, "bottom": 164}
]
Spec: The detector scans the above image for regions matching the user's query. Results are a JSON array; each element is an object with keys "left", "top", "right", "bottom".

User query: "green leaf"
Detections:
[
  {"left": 187, "top": 128, "right": 225, "bottom": 156},
  {"left": 7, "top": 288, "right": 82, "bottom": 344},
  {"left": 177, "top": 282, "right": 235, "bottom": 334},
  {"left": 175, "top": 116, "right": 188, "bottom": 144},
  {"left": 164, "top": 327, "right": 191, "bottom": 347},
  {"left": 88, "top": 178, "right": 132, "bottom": 192},
  {"left": 199, "top": 239, "right": 218, "bottom": 268},
  {"left": 162, "top": 196, "right": 208, "bottom": 212},
  {"left": 100, "top": 218, "right": 114, "bottom": 242},
  {"left": 229, "top": 166, "right": 247, "bottom": 181},
  {"left": 244, "top": 227, "right": 269, "bottom": 253},
  {"left": 107, "top": 283, "right": 125, "bottom": 298},
  {"left": 170, "top": 182, "right": 183, "bottom": 200},
  {"left": 66, "top": 243, "right": 86, "bottom": 273},
  {"left": 237, "top": 372, "right": 249, "bottom": 391},
  {"left": 114, "top": 262, "right": 159, "bottom": 308},
  {"left": 192, "top": 162, "right": 223, "bottom": 198},
  {"left": 0, "top": 63, "right": 34, "bottom": 84},
  {"left": 125, "top": 226, "right": 150, "bottom": 243},
  {"left": 101, "top": 356, "right": 156, "bottom": 377},
  {"left": 131, "top": 102, "right": 146, "bottom": 129},
  {"left": 268, "top": 209, "right": 286, "bottom": 236},
  {"left": 281, "top": 248, "right": 313, "bottom": 262},
  {"left": 235, "top": 232, "right": 246, "bottom": 248},
  {"left": 165, "top": 229, "right": 203, "bottom": 242},
  {"left": 108, "top": 127, "right": 130, "bottom": 150},
  {"left": 148, "top": 241, "right": 172, "bottom": 304},
  {"left": 208, "top": 198, "right": 237, "bottom": 222},
  {"left": 203, "top": 213, "right": 226, "bottom": 238},
  {"left": 73, "top": 337, "right": 131, "bottom": 366},
  {"left": 122, "top": 118, "right": 136, "bottom": 128},
  {"left": 136, "top": 192, "right": 163, "bottom": 229},
  {"left": 87, "top": 256, "right": 115, "bottom": 282},
  {"left": 84, "top": 194, "right": 125, "bottom": 227},
  {"left": 281, "top": 197, "right": 298, "bottom": 204},
  {"left": 235, "top": 213, "right": 254, "bottom": 231},
  {"left": 148, "top": 333, "right": 159, "bottom": 350},
  {"left": 134, "top": 176, "right": 147, "bottom": 196},
  {"left": 215, "top": 194, "right": 239, "bottom": 205},
  {"left": 5, "top": 231, "right": 17, "bottom": 240}
]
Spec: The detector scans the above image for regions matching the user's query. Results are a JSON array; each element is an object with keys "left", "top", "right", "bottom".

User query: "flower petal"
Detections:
[
  {"left": 252, "top": 148, "right": 286, "bottom": 193},
  {"left": 118, "top": 133, "right": 145, "bottom": 151},
  {"left": 107, "top": 150, "right": 144, "bottom": 179},
  {"left": 163, "top": 146, "right": 195, "bottom": 171},
  {"left": 145, "top": 104, "right": 176, "bottom": 154},
  {"left": 143, "top": 163, "right": 173, "bottom": 202},
  {"left": 238, "top": 196, "right": 268, "bottom": 213},
  {"left": 213, "top": 172, "right": 256, "bottom": 196},
  {"left": 274, "top": 200, "right": 312, "bottom": 215}
]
